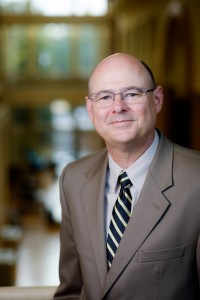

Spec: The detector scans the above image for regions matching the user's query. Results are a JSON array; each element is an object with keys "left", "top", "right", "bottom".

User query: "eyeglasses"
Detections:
[{"left": 88, "top": 87, "right": 156, "bottom": 108}]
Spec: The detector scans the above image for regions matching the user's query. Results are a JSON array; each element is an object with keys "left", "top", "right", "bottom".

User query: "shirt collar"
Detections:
[{"left": 108, "top": 131, "right": 159, "bottom": 193}]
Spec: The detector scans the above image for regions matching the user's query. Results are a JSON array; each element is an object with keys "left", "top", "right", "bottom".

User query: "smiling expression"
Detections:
[{"left": 85, "top": 53, "right": 163, "bottom": 151}]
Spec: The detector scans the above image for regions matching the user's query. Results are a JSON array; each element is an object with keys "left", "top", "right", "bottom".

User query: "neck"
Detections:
[{"left": 106, "top": 134, "right": 155, "bottom": 169}]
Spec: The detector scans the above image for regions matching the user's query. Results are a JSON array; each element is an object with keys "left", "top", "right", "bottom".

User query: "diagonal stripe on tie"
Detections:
[{"left": 107, "top": 170, "right": 132, "bottom": 268}]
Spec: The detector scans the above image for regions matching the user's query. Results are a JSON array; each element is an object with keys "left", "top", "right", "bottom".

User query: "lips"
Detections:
[{"left": 109, "top": 118, "right": 134, "bottom": 124}]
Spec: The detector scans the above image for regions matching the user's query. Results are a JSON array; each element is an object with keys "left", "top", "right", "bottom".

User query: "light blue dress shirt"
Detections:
[{"left": 105, "top": 131, "right": 159, "bottom": 237}]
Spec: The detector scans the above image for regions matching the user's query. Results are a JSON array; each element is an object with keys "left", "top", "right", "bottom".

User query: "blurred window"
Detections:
[
  {"left": 0, "top": 0, "right": 108, "bottom": 16},
  {"left": 4, "top": 23, "right": 109, "bottom": 80}
]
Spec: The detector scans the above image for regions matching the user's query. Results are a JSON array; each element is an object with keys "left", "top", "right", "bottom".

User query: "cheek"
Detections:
[
  {"left": 91, "top": 110, "right": 108, "bottom": 129},
  {"left": 136, "top": 104, "right": 156, "bottom": 122},
  {"left": 133, "top": 104, "right": 149, "bottom": 118},
  {"left": 95, "top": 108, "right": 109, "bottom": 120}
]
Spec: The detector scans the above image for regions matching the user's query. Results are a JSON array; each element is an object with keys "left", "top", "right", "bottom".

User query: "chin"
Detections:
[{"left": 112, "top": 136, "right": 135, "bottom": 145}]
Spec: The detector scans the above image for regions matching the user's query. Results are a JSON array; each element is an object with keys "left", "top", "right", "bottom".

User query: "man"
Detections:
[{"left": 54, "top": 53, "right": 200, "bottom": 299}]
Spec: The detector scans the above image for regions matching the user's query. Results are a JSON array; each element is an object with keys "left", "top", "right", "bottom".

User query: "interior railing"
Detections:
[{"left": 0, "top": 286, "right": 57, "bottom": 300}]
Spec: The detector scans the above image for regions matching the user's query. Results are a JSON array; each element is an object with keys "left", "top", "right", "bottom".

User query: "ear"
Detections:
[
  {"left": 153, "top": 86, "right": 163, "bottom": 114},
  {"left": 85, "top": 96, "right": 94, "bottom": 123}
]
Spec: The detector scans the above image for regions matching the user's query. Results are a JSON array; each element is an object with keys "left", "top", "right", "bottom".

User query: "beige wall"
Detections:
[
  {"left": 111, "top": 0, "right": 200, "bottom": 150},
  {"left": 0, "top": 104, "right": 11, "bottom": 235},
  {"left": 111, "top": 0, "right": 200, "bottom": 89}
]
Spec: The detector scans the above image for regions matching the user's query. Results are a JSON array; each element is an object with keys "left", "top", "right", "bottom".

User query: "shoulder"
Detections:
[
  {"left": 158, "top": 130, "right": 200, "bottom": 165},
  {"left": 174, "top": 143, "right": 200, "bottom": 165},
  {"left": 153, "top": 131, "right": 200, "bottom": 182},
  {"left": 157, "top": 128, "right": 200, "bottom": 179},
  {"left": 60, "top": 147, "right": 108, "bottom": 178},
  {"left": 172, "top": 144, "right": 200, "bottom": 184}
]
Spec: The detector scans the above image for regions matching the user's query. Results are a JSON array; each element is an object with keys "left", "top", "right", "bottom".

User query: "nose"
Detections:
[{"left": 112, "top": 93, "right": 127, "bottom": 112}]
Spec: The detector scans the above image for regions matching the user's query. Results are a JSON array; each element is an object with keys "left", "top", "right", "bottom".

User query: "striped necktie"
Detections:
[{"left": 107, "top": 170, "right": 132, "bottom": 268}]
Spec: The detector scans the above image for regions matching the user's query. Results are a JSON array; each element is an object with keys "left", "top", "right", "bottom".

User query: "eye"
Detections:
[
  {"left": 128, "top": 92, "right": 138, "bottom": 97},
  {"left": 124, "top": 91, "right": 139, "bottom": 99},
  {"left": 98, "top": 93, "right": 112, "bottom": 101}
]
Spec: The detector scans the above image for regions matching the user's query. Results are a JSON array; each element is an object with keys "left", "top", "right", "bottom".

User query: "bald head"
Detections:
[
  {"left": 85, "top": 52, "right": 163, "bottom": 162},
  {"left": 88, "top": 53, "right": 156, "bottom": 94}
]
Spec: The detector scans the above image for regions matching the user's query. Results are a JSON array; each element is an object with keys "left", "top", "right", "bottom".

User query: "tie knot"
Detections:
[{"left": 118, "top": 170, "right": 132, "bottom": 189}]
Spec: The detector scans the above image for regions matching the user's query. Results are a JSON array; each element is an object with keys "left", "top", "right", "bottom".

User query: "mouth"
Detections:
[
  {"left": 109, "top": 119, "right": 134, "bottom": 126},
  {"left": 110, "top": 118, "right": 133, "bottom": 123}
]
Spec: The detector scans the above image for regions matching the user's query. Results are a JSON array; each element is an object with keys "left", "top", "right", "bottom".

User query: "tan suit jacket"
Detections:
[{"left": 54, "top": 132, "right": 200, "bottom": 300}]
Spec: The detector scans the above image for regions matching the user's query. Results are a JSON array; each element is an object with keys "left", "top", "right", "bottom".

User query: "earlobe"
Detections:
[
  {"left": 85, "top": 96, "right": 94, "bottom": 123},
  {"left": 154, "top": 86, "right": 163, "bottom": 113}
]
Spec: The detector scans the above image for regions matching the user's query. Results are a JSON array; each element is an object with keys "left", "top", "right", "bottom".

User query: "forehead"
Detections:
[{"left": 89, "top": 56, "right": 147, "bottom": 92}]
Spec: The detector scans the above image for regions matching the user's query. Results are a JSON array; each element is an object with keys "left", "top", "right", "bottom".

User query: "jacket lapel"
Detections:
[
  {"left": 102, "top": 175, "right": 170, "bottom": 296},
  {"left": 102, "top": 133, "right": 174, "bottom": 297},
  {"left": 81, "top": 150, "right": 108, "bottom": 288}
]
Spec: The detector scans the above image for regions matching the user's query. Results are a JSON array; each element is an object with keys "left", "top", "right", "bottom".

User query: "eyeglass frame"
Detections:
[{"left": 88, "top": 86, "right": 156, "bottom": 108}]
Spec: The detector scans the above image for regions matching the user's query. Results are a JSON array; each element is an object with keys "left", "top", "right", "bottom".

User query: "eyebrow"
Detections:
[{"left": 91, "top": 86, "right": 142, "bottom": 95}]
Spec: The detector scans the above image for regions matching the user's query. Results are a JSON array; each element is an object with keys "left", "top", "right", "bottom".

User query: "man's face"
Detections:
[{"left": 85, "top": 55, "right": 163, "bottom": 150}]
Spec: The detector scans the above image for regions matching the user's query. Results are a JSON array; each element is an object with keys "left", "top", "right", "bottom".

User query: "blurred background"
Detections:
[{"left": 0, "top": 0, "right": 200, "bottom": 287}]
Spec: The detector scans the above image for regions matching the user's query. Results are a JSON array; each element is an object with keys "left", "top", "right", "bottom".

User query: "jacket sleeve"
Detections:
[
  {"left": 197, "top": 232, "right": 200, "bottom": 289},
  {"left": 54, "top": 168, "right": 83, "bottom": 299}
]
